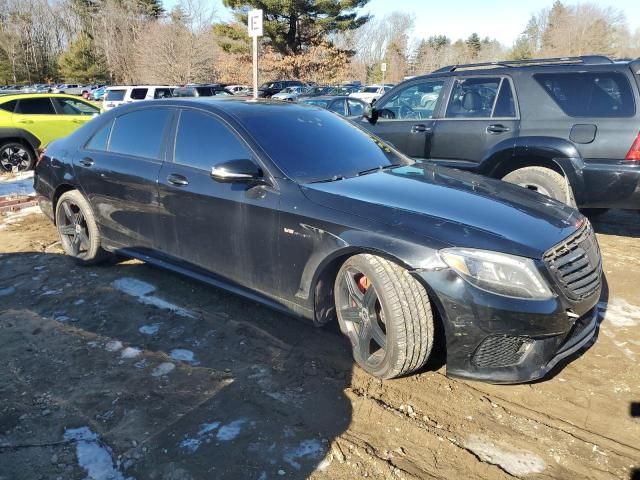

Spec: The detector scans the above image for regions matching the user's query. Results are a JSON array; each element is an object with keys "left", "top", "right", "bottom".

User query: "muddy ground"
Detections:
[{"left": 0, "top": 197, "right": 639, "bottom": 479}]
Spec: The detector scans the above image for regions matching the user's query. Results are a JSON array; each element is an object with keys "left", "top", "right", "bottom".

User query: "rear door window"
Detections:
[
  {"left": 492, "top": 79, "right": 517, "bottom": 118},
  {"left": 328, "top": 98, "right": 347, "bottom": 115},
  {"left": 174, "top": 109, "right": 252, "bottom": 171},
  {"left": 0, "top": 100, "right": 17, "bottom": 112},
  {"left": 130, "top": 88, "right": 148, "bottom": 100},
  {"left": 534, "top": 72, "right": 635, "bottom": 117},
  {"left": 16, "top": 98, "right": 56, "bottom": 115},
  {"left": 109, "top": 108, "right": 171, "bottom": 159},
  {"left": 445, "top": 77, "right": 501, "bottom": 118},
  {"left": 85, "top": 120, "right": 113, "bottom": 151}
]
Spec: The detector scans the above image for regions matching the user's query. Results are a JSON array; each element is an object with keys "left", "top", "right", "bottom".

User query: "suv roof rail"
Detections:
[{"left": 433, "top": 55, "right": 614, "bottom": 73}]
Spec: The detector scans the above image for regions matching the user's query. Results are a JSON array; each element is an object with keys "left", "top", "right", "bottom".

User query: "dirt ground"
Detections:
[{"left": 0, "top": 202, "right": 639, "bottom": 479}]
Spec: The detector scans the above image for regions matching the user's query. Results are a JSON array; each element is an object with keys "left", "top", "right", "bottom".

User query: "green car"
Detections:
[{"left": 0, "top": 93, "right": 101, "bottom": 172}]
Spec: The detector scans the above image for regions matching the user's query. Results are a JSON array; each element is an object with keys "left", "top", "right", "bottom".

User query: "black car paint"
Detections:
[
  {"left": 360, "top": 62, "right": 640, "bottom": 209},
  {"left": 35, "top": 99, "right": 601, "bottom": 383}
]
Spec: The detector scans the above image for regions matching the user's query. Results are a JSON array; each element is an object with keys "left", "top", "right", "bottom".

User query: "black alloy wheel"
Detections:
[
  {"left": 56, "top": 198, "right": 91, "bottom": 259},
  {"left": 337, "top": 267, "right": 388, "bottom": 370}
]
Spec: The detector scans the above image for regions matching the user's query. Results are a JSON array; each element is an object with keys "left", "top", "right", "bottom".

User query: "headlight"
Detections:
[{"left": 440, "top": 248, "right": 554, "bottom": 299}]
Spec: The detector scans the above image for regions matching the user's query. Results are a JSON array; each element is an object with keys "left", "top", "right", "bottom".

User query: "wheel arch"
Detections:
[
  {"left": 52, "top": 183, "right": 78, "bottom": 224},
  {"left": 311, "top": 246, "right": 414, "bottom": 327},
  {"left": 0, "top": 127, "right": 41, "bottom": 154}
]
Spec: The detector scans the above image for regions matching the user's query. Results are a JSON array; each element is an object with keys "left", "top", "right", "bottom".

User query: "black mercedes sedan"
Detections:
[{"left": 34, "top": 99, "right": 602, "bottom": 383}]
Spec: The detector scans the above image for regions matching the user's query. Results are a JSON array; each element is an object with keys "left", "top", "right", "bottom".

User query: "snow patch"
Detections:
[
  {"left": 112, "top": 277, "right": 195, "bottom": 318},
  {"left": 74, "top": 299, "right": 85, "bottom": 306},
  {"left": 63, "top": 426, "right": 130, "bottom": 480},
  {"left": 139, "top": 323, "right": 160, "bottom": 335},
  {"left": 121, "top": 347, "right": 142, "bottom": 359},
  {"left": 598, "top": 299, "right": 640, "bottom": 328},
  {"left": 151, "top": 362, "right": 175, "bottom": 377},
  {"left": 216, "top": 419, "right": 247, "bottom": 442},
  {"left": 0, "top": 171, "right": 35, "bottom": 197},
  {"left": 179, "top": 421, "right": 221, "bottom": 453},
  {"left": 170, "top": 349, "right": 197, "bottom": 364},
  {"left": 283, "top": 439, "right": 324, "bottom": 470},
  {"left": 0, "top": 206, "right": 42, "bottom": 230},
  {"left": 105, "top": 340, "right": 123, "bottom": 352},
  {"left": 465, "top": 435, "right": 545, "bottom": 476}
]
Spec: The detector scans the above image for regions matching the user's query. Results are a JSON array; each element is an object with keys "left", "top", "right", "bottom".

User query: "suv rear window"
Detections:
[
  {"left": 106, "top": 89, "right": 126, "bottom": 101},
  {"left": 535, "top": 72, "right": 635, "bottom": 117}
]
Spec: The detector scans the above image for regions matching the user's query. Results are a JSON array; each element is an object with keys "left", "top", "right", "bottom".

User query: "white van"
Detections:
[{"left": 103, "top": 85, "right": 175, "bottom": 111}]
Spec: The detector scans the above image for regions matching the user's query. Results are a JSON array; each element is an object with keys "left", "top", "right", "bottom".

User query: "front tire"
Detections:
[
  {"left": 335, "top": 254, "right": 434, "bottom": 379},
  {"left": 55, "top": 190, "right": 107, "bottom": 265},
  {"left": 0, "top": 142, "right": 35, "bottom": 172},
  {"left": 502, "top": 166, "right": 576, "bottom": 207}
]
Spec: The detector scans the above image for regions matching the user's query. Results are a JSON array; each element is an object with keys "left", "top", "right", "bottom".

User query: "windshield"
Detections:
[{"left": 237, "top": 106, "right": 412, "bottom": 183}]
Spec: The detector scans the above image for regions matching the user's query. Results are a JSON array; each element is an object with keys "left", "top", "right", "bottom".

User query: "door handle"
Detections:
[
  {"left": 79, "top": 157, "right": 94, "bottom": 167},
  {"left": 411, "top": 124, "right": 431, "bottom": 134},
  {"left": 487, "top": 124, "right": 510, "bottom": 134},
  {"left": 167, "top": 173, "right": 189, "bottom": 186},
  {"left": 16, "top": 119, "right": 34, "bottom": 124}
]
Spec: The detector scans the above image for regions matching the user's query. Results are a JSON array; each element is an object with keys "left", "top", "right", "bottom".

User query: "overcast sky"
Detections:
[{"left": 169, "top": 0, "right": 640, "bottom": 46}]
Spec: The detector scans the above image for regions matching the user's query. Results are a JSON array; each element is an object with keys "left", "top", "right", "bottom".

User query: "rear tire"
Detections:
[
  {"left": 335, "top": 254, "right": 434, "bottom": 379},
  {"left": 55, "top": 190, "right": 108, "bottom": 265},
  {"left": 502, "top": 166, "right": 576, "bottom": 207},
  {"left": 0, "top": 141, "right": 35, "bottom": 172}
]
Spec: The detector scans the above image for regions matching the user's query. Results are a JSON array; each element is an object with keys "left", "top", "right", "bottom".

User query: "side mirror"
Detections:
[
  {"left": 363, "top": 103, "right": 379, "bottom": 124},
  {"left": 211, "top": 159, "right": 263, "bottom": 183}
]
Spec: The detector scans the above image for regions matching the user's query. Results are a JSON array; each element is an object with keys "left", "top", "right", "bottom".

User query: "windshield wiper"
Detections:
[
  {"left": 356, "top": 163, "right": 403, "bottom": 176},
  {"left": 310, "top": 175, "right": 347, "bottom": 184}
]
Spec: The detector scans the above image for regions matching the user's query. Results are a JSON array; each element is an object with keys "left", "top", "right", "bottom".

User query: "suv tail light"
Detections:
[{"left": 626, "top": 132, "right": 640, "bottom": 161}]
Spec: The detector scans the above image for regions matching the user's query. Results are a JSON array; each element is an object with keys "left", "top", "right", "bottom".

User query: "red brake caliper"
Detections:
[{"left": 357, "top": 275, "right": 370, "bottom": 294}]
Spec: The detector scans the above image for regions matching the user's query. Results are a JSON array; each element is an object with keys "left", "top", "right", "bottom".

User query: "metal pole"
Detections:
[{"left": 252, "top": 35, "right": 258, "bottom": 100}]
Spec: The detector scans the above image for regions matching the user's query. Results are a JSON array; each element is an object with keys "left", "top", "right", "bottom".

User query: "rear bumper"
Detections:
[
  {"left": 416, "top": 268, "right": 600, "bottom": 384},
  {"left": 574, "top": 159, "right": 640, "bottom": 209}
]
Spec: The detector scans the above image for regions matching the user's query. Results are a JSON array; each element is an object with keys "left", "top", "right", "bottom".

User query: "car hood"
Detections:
[{"left": 301, "top": 164, "right": 582, "bottom": 259}]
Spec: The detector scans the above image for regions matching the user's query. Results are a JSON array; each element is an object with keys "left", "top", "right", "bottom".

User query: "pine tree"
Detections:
[{"left": 222, "top": 0, "right": 371, "bottom": 56}]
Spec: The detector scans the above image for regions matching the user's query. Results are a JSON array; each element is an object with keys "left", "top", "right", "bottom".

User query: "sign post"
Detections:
[
  {"left": 247, "top": 9, "right": 263, "bottom": 100},
  {"left": 381, "top": 62, "right": 387, "bottom": 84}
]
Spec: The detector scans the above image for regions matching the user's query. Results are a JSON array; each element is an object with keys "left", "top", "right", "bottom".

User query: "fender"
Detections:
[
  {"left": 0, "top": 127, "right": 41, "bottom": 152},
  {"left": 482, "top": 136, "right": 586, "bottom": 205}
]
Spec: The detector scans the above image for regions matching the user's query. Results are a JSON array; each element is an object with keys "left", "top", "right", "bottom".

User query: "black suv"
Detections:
[
  {"left": 359, "top": 56, "right": 640, "bottom": 212},
  {"left": 257, "top": 80, "right": 304, "bottom": 98}
]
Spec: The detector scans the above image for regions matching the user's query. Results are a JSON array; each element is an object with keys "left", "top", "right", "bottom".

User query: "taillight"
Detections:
[{"left": 626, "top": 132, "right": 640, "bottom": 161}]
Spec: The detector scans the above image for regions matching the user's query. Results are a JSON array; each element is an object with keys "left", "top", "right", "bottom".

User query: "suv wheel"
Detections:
[
  {"left": 335, "top": 253, "right": 434, "bottom": 379},
  {"left": 0, "top": 142, "right": 35, "bottom": 172},
  {"left": 502, "top": 166, "right": 576, "bottom": 207}
]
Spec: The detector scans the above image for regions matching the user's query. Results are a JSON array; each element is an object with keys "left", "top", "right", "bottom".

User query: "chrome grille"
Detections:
[{"left": 543, "top": 220, "right": 602, "bottom": 300}]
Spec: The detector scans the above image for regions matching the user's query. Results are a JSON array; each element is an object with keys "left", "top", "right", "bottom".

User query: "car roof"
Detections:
[
  {"left": 301, "top": 95, "right": 352, "bottom": 100},
  {"left": 0, "top": 93, "right": 94, "bottom": 102}
]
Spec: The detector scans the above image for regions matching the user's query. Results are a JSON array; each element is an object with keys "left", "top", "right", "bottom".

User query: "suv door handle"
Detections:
[
  {"left": 411, "top": 124, "right": 431, "bottom": 134},
  {"left": 79, "top": 157, "right": 94, "bottom": 167},
  {"left": 487, "top": 124, "right": 510, "bottom": 134},
  {"left": 16, "top": 119, "right": 34, "bottom": 124},
  {"left": 167, "top": 173, "right": 189, "bottom": 186}
]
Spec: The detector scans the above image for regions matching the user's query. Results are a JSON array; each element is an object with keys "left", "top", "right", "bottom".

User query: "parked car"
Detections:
[
  {"left": 359, "top": 55, "right": 640, "bottom": 212},
  {"left": 52, "top": 84, "right": 87, "bottom": 95},
  {"left": 172, "top": 85, "right": 232, "bottom": 98},
  {"left": 225, "top": 84, "right": 250, "bottom": 95},
  {"left": 35, "top": 98, "right": 601, "bottom": 383},
  {"left": 297, "top": 86, "right": 333, "bottom": 99},
  {"left": 350, "top": 84, "right": 394, "bottom": 104},
  {"left": 89, "top": 86, "right": 107, "bottom": 101},
  {"left": 301, "top": 95, "right": 368, "bottom": 118},
  {"left": 102, "top": 85, "right": 175, "bottom": 111},
  {"left": 20, "top": 84, "right": 51, "bottom": 94},
  {"left": 271, "top": 86, "right": 308, "bottom": 101},
  {"left": 0, "top": 93, "right": 101, "bottom": 172},
  {"left": 257, "top": 80, "right": 304, "bottom": 98},
  {"left": 328, "top": 85, "right": 362, "bottom": 96}
]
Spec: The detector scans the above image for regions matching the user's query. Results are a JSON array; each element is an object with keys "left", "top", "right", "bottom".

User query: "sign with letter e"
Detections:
[{"left": 248, "top": 9, "right": 263, "bottom": 37}]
